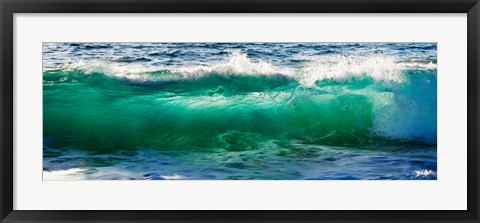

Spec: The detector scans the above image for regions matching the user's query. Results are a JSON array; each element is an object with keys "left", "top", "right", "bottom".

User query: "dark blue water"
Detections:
[{"left": 43, "top": 42, "right": 437, "bottom": 70}]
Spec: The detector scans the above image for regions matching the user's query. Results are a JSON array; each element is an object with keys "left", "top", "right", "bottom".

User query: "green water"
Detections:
[{"left": 44, "top": 69, "right": 436, "bottom": 154}]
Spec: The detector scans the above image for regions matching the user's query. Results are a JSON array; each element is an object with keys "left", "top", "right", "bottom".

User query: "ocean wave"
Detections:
[
  {"left": 45, "top": 51, "right": 437, "bottom": 87},
  {"left": 43, "top": 51, "right": 437, "bottom": 146},
  {"left": 43, "top": 87, "right": 437, "bottom": 147}
]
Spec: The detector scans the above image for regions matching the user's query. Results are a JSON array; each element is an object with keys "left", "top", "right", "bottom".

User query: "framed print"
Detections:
[
  {"left": 41, "top": 42, "right": 438, "bottom": 181},
  {"left": 1, "top": 0, "right": 479, "bottom": 222}
]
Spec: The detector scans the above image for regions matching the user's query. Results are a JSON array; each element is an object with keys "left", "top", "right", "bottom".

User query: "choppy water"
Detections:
[{"left": 43, "top": 43, "right": 437, "bottom": 180}]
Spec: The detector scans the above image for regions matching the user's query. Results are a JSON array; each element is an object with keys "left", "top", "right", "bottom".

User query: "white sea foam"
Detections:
[
  {"left": 160, "top": 174, "right": 186, "bottom": 180},
  {"left": 298, "top": 54, "right": 403, "bottom": 87},
  {"left": 43, "top": 168, "right": 87, "bottom": 180},
  {"left": 43, "top": 167, "right": 188, "bottom": 180},
  {"left": 47, "top": 51, "right": 436, "bottom": 87},
  {"left": 177, "top": 50, "right": 286, "bottom": 77},
  {"left": 56, "top": 61, "right": 162, "bottom": 83}
]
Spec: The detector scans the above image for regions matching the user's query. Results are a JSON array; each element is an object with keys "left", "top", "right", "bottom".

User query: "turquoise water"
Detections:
[{"left": 43, "top": 43, "right": 437, "bottom": 180}]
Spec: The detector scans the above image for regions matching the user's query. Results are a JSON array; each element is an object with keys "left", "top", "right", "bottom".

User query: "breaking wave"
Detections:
[
  {"left": 43, "top": 51, "right": 437, "bottom": 152},
  {"left": 45, "top": 51, "right": 436, "bottom": 87}
]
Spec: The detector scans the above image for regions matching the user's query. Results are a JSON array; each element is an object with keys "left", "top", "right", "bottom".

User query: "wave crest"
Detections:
[{"left": 46, "top": 51, "right": 436, "bottom": 87}]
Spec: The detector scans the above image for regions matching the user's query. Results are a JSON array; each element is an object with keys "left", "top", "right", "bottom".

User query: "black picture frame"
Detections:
[{"left": 1, "top": 0, "right": 479, "bottom": 222}]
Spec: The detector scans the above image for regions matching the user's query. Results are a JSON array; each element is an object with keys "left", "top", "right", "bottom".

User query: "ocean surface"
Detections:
[{"left": 43, "top": 43, "right": 437, "bottom": 180}]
